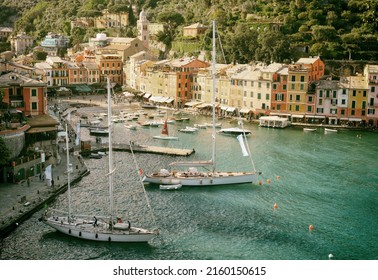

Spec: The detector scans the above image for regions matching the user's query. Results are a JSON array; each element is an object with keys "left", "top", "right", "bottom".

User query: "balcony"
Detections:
[{"left": 9, "top": 95, "right": 24, "bottom": 101}]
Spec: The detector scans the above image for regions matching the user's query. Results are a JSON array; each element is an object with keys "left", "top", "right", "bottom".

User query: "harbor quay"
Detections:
[{"left": 0, "top": 143, "right": 89, "bottom": 239}]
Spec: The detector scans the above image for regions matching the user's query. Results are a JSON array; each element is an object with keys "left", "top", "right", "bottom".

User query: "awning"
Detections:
[
  {"left": 220, "top": 106, "right": 228, "bottom": 110},
  {"left": 291, "top": 114, "right": 304, "bottom": 118},
  {"left": 306, "top": 115, "right": 325, "bottom": 119},
  {"left": 240, "top": 108, "right": 252, "bottom": 114},
  {"left": 149, "top": 96, "right": 174, "bottom": 103},
  {"left": 196, "top": 103, "right": 212, "bottom": 109},
  {"left": 349, "top": 118, "right": 362, "bottom": 122},
  {"left": 185, "top": 101, "right": 203, "bottom": 107},
  {"left": 26, "top": 127, "right": 57, "bottom": 134},
  {"left": 143, "top": 93, "right": 151, "bottom": 98},
  {"left": 226, "top": 107, "right": 236, "bottom": 112},
  {"left": 340, "top": 117, "right": 362, "bottom": 121}
]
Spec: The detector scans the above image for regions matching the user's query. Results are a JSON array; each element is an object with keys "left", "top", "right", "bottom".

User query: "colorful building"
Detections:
[{"left": 0, "top": 72, "right": 47, "bottom": 116}]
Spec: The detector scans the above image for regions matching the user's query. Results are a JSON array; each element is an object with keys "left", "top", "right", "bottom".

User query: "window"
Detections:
[
  {"left": 296, "top": 95, "right": 300, "bottom": 101},
  {"left": 250, "top": 91, "right": 253, "bottom": 98},
  {"left": 307, "top": 106, "right": 312, "bottom": 112},
  {"left": 291, "top": 76, "right": 296, "bottom": 82},
  {"left": 31, "top": 89, "right": 37, "bottom": 96},
  {"left": 351, "top": 100, "right": 356, "bottom": 108},
  {"left": 283, "top": 84, "right": 287, "bottom": 90},
  {"left": 277, "top": 104, "right": 281, "bottom": 110},
  {"left": 291, "top": 84, "right": 295, "bottom": 90},
  {"left": 295, "top": 105, "right": 300, "bottom": 111},
  {"left": 341, "top": 99, "right": 346, "bottom": 105},
  {"left": 289, "top": 94, "right": 293, "bottom": 101},
  {"left": 301, "top": 76, "right": 305, "bottom": 82},
  {"left": 343, "top": 89, "right": 347, "bottom": 95},
  {"left": 257, "top": 93, "right": 261, "bottom": 99},
  {"left": 341, "top": 109, "right": 345, "bottom": 115},
  {"left": 319, "top": 90, "right": 323, "bottom": 97},
  {"left": 317, "top": 108, "right": 324, "bottom": 113},
  {"left": 333, "top": 91, "right": 337, "bottom": 98},
  {"left": 258, "top": 82, "right": 261, "bottom": 88},
  {"left": 362, "top": 101, "right": 366, "bottom": 109},
  {"left": 266, "top": 94, "right": 270, "bottom": 100},
  {"left": 371, "top": 86, "right": 376, "bottom": 93},
  {"left": 330, "top": 109, "right": 337, "bottom": 114},
  {"left": 370, "top": 98, "right": 375, "bottom": 106},
  {"left": 273, "top": 84, "right": 277, "bottom": 90},
  {"left": 318, "top": 99, "right": 323, "bottom": 105},
  {"left": 31, "top": 102, "right": 37, "bottom": 110},
  {"left": 353, "top": 90, "right": 356, "bottom": 96},
  {"left": 300, "top": 84, "right": 304, "bottom": 90},
  {"left": 368, "top": 108, "right": 376, "bottom": 115},
  {"left": 266, "top": 83, "right": 270, "bottom": 89},
  {"left": 363, "top": 91, "right": 367, "bottom": 97},
  {"left": 351, "top": 109, "right": 355, "bottom": 115},
  {"left": 308, "top": 96, "right": 313, "bottom": 102},
  {"left": 326, "top": 90, "right": 330, "bottom": 98}
]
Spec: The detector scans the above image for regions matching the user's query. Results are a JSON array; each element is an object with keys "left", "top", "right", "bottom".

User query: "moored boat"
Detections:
[
  {"left": 303, "top": 127, "right": 317, "bottom": 132},
  {"left": 218, "top": 127, "right": 251, "bottom": 135},
  {"left": 325, "top": 128, "right": 338, "bottom": 133}
]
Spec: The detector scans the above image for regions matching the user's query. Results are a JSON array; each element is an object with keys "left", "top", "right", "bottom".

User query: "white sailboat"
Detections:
[
  {"left": 143, "top": 21, "right": 261, "bottom": 187},
  {"left": 153, "top": 118, "right": 179, "bottom": 140},
  {"left": 42, "top": 78, "right": 158, "bottom": 242}
]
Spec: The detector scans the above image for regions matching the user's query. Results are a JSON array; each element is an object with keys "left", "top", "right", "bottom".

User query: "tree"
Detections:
[
  {"left": 33, "top": 50, "right": 48, "bottom": 61},
  {"left": 223, "top": 24, "right": 259, "bottom": 64},
  {"left": 255, "top": 30, "right": 292, "bottom": 64},
  {"left": 156, "top": 11, "right": 185, "bottom": 39}
]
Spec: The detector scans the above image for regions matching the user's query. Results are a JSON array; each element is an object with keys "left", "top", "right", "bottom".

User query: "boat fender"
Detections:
[
  {"left": 95, "top": 233, "right": 98, "bottom": 238},
  {"left": 108, "top": 237, "right": 111, "bottom": 242},
  {"left": 210, "top": 179, "right": 213, "bottom": 184},
  {"left": 79, "top": 231, "right": 82, "bottom": 237},
  {"left": 68, "top": 229, "right": 71, "bottom": 234}
]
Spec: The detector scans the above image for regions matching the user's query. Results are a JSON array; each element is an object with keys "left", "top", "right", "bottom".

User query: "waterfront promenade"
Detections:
[{"left": 0, "top": 145, "right": 89, "bottom": 239}]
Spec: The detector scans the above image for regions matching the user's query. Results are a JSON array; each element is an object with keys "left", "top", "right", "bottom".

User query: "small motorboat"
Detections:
[
  {"left": 303, "top": 127, "right": 316, "bottom": 132},
  {"left": 89, "top": 153, "right": 102, "bottom": 159},
  {"left": 325, "top": 128, "right": 338, "bottom": 133},
  {"left": 179, "top": 126, "right": 198, "bottom": 133}
]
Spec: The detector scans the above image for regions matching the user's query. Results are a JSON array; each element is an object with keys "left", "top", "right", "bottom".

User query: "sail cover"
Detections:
[{"left": 237, "top": 134, "right": 249, "bottom": 157}]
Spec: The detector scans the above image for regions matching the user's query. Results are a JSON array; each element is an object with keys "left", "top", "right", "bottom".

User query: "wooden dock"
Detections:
[{"left": 85, "top": 143, "right": 195, "bottom": 157}]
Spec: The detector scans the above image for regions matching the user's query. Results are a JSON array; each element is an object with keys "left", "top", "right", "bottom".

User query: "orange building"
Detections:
[
  {"left": 171, "top": 58, "right": 209, "bottom": 108},
  {"left": 287, "top": 57, "right": 325, "bottom": 119},
  {"left": 0, "top": 72, "right": 47, "bottom": 116},
  {"left": 96, "top": 50, "right": 123, "bottom": 84}
]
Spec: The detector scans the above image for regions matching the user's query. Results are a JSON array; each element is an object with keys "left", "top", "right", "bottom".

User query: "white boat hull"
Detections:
[
  {"left": 43, "top": 216, "right": 157, "bottom": 243},
  {"left": 144, "top": 171, "right": 261, "bottom": 186},
  {"left": 153, "top": 135, "right": 179, "bottom": 140}
]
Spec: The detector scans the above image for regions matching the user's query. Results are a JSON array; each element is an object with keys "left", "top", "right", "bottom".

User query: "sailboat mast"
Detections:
[
  {"left": 211, "top": 20, "right": 216, "bottom": 173},
  {"left": 65, "top": 124, "right": 71, "bottom": 220},
  {"left": 107, "top": 77, "right": 114, "bottom": 226}
]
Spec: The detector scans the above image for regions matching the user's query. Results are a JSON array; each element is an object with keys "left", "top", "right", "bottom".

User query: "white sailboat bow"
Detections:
[
  {"left": 42, "top": 78, "right": 158, "bottom": 242},
  {"left": 143, "top": 21, "right": 261, "bottom": 187}
]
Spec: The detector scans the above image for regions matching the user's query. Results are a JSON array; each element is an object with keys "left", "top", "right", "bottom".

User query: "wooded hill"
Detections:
[{"left": 1, "top": 0, "right": 377, "bottom": 64}]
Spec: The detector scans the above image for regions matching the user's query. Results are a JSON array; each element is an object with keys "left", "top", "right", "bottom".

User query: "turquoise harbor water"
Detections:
[{"left": 1, "top": 114, "right": 377, "bottom": 260}]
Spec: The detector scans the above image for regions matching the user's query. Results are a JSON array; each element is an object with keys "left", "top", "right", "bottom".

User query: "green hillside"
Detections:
[{"left": 1, "top": 0, "right": 377, "bottom": 63}]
